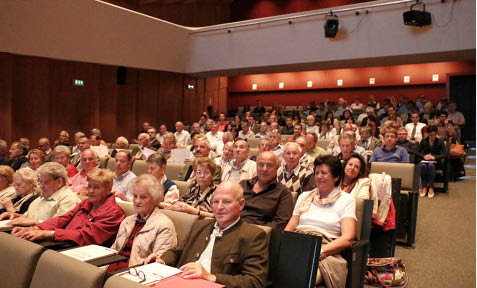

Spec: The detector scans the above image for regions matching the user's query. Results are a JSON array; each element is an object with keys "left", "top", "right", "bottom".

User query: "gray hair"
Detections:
[
  {"left": 116, "top": 136, "right": 129, "bottom": 147},
  {"left": 14, "top": 167, "right": 38, "bottom": 187},
  {"left": 54, "top": 145, "right": 71, "bottom": 157},
  {"left": 37, "top": 162, "right": 68, "bottom": 184},
  {"left": 284, "top": 142, "right": 302, "bottom": 154},
  {"left": 129, "top": 174, "right": 164, "bottom": 204}
]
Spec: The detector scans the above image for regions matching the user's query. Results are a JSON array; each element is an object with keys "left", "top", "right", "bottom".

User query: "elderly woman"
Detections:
[
  {"left": 0, "top": 168, "right": 39, "bottom": 214},
  {"left": 107, "top": 174, "right": 177, "bottom": 272},
  {"left": 54, "top": 145, "right": 78, "bottom": 178},
  {"left": 24, "top": 149, "right": 45, "bottom": 170},
  {"left": 285, "top": 155, "right": 356, "bottom": 288},
  {"left": 0, "top": 165, "right": 16, "bottom": 201},
  {"left": 146, "top": 153, "right": 180, "bottom": 206},
  {"left": 214, "top": 142, "right": 234, "bottom": 168},
  {"left": 167, "top": 157, "right": 216, "bottom": 218},
  {"left": 340, "top": 153, "right": 370, "bottom": 199},
  {"left": 417, "top": 125, "right": 446, "bottom": 199},
  {"left": 110, "top": 136, "right": 129, "bottom": 158},
  {"left": 11, "top": 169, "right": 125, "bottom": 246}
]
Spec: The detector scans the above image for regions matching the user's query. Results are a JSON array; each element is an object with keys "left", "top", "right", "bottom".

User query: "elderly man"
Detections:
[
  {"left": 238, "top": 121, "right": 255, "bottom": 139},
  {"left": 70, "top": 136, "right": 90, "bottom": 167},
  {"left": 269, "top": 130, "right": 283, "bottom": 158},
  {"left": 133, "top": 133, "right": 156, "bottom": 160},
  {"left": 0, "top": 140, "right": 9, "bottom": 165},
  {"left": 186, "top": 138, "right": 221, "bottom": 185},
  {"left": 206, "top": 122, "right": 224, "bottom": 153},
  {"left": 239, "top": 151, "right": 293, "bottom": 230},
  {"left": 305, "top": 132, "right": 327, "bottom": 160},
  {"left": 71, "top": 131, "right": 86, "bottom": 155},
  {"left": 250, "top": 137, "right": 271, "bottom": 162},
  {"left": 332, "top": 131, "right": 367, "bottom": 162},
  {"left": 157, "top": 124, "right": 169, "bottom": 145},
  {"left": 68, "top": 149, "right": 99, "bottom": 194},
  {"left": 294, "top": 136, "right": 316, "bottom": 170},
  {"left": 110, "top": 136, "right": 129, "bottom": 158},
  {"left": 54, "top": 130, "right": 71, "bottom": 147},
  {"left": 158, "top": 133, "right": 176, "bottom": 160},
  {"left": 147, "top": 127, "right": 161, "bottom": 150},
  {"left": 222, "top": 139, "right": 256, "bottom": 183},
  {"left": 277, "top": 142, "right": 314, "bottom": 194},
  {"left": 112, "top": 151, "right": 136, "bottom": 201},
  {"left": 357, "top": 126, "right": 382, "bottom": 151},
  {"left": 397, "top": 127, "right": 418, "bottom": 163},
  {"left": 0, "top": 162, "right": 80, "bottom": 225},
  {"left": 216, "top": 131, "right": 234, "bottom": 156},
  {"left": 8, "top": 142, "right": 28, "bottom": 171},
  {"left": 370, "top": 127, "right": 409, "bottom": 163},
  {"left": 405, "top": 111, "right": 426, "bottom": 142},
  {"left": 175, "top": 121, "right": 192, "bottom": 148},
  {"left": 255, "top": 122, "right": 269, "bottom": 138},
  {"left": 37, "top": 138, "right": 54, "bottom": 162},
  {"left": 147, "top": 181, "right": 269, "bottom": 288}
]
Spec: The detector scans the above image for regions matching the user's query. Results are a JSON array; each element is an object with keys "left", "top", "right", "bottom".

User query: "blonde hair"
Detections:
[
  {"left": 0, "top": 165, "right": 14, "bottom": 184},
  {"left": 14, "top": 168, "right": 38, "bottom": 187},
  {"left": 87, "top": 169, "right": 115, "bottom": 191},
  {"left": 193, "top": 157, "right": 217, "bottom": 176}
]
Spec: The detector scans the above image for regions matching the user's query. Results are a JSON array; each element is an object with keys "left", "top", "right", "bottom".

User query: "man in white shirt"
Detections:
[
  {"left": 157, "top": 124, "right": 168, "bottom": 145},
  {"left": 206, "top": 122, "right": 224, "bottom": 152},
  {"left": 112, "top": 151, "right": 136, "bottom": 202},
  {"left": 405, "top": 111, "right": 426, "bottom": 142},
  {"left": 174, "top": 121, "right": 192, "bottom": 148}
]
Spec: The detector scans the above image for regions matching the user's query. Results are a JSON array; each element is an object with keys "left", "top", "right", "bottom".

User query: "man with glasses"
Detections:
[
  {"left": 146, "top": 181, "right": 269, "bottom": 288},
  {"left": 147, "top": 127, "right": 161, "bottom": 150}
]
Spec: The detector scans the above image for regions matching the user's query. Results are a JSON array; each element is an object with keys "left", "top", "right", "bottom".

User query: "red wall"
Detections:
[{"left": 228, "top": 61, "right": 475, "bottom": 109}]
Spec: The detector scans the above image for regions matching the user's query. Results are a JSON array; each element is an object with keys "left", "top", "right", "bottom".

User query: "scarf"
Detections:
[{"left": 296, "top": 187, "right": 342, "bottom": 215}]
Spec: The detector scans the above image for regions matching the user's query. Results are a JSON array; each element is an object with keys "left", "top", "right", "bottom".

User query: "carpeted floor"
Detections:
[{"left": 366, "top": 149, "right": 476, "bottom": 288}]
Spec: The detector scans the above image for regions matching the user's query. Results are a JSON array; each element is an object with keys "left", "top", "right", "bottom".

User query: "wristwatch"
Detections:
[{"left": 50, "top": 230, "right": 55, "bottom": 240}]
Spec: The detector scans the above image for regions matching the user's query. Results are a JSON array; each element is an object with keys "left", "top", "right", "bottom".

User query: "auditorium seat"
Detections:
[
  {"left": 165, "top": 162, "right": 191, "bottom": 181},
  {"left": 103, "top": 275, "right": 147, "bottom": 288},
  {"left": 160, "top": 209, "right": 199, "bottom": 246},
  {"left": 131, "top": 160, "right": 147, "bottom": 176},
  {"left": 99, "top": 157, "right": 109, "bottom": 169},
  {"left": 172, "top": 180, "right": 193, "bottom": 197},
  {"left": 30, "top": 250, "right": 106, "bottom": 288},
  {"left": 116, "top": 201, "right": 135, "bottom": 217},
  {"left": 249, "top": 147, "right": 259, "bottom": 158},
  {"left": 247, "top": 137, "right": 260, "bottom": 148},
  {"left": 0, "top": 232, "right": 45, "bottom": 288},
  {"left": 280, "top": 135, "right": 292, "bottom": 144},
  {"left": 106, "top": 157, "right": 116, "bottom": 172},
  {"left": 317, "top": 139, "right": 330, "bottom": 150}
]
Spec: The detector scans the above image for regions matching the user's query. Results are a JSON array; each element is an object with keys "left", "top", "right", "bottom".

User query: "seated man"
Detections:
[
  {"left": 112, "top": 151, "right": 137, "bottom": 201},
  {"left": 133, "top": 133, "right": 157, "bottom": 160},
  {"left": 281, "top": 117, "right": 295, "bottom": 135},
  {"left": 70, "top": 136, "right": 90, "bottom": 168},
  {"left": 277, "top": 142, "right": 315, "bottom": 194},
  {"left": 370, "top": 127, "right": 410, "bottom": 163},
  {"left": 187, "top": 137, "right": 221, "bottom": 184},
  {"left": 357, "top": 126, "right": 382, "bottom": 151},
  {"left": 12, "top": 169, "right": 125, "bottom": 246},
  {"left": 294, "top": 136, "right": 315, "bottom": 170},
  {"left": 305, "top": 132, "right": 327, "bottom": 160},
  {"left": 38, "top": 137, "right": 55, "bottom": 162},
  {"left": 1, "top": 162, "right": 80, "bottom": 225},
  {"left": 158, "top": 133, "right": 176, "bottom": 160},
  {"left": 147, "top": 127, "right": 162, "bottom": 150},
  {"left": 147, "top": 181, "right": 269, "bottom": 288},
  {"left": 238, "top": 121, "right": 255, "bottom": 139},
  {"left": 175, "top": 121, "right": 192, "bottom": 148},
  {"left": 68, "top": 149, "right": 99, "bottom": 195},
  {"left": 250, "top": 137, "right": 271, "bottom": 162},
  {"left": 110, "top": 136, "right": 129, "bottom": 158},
  {"left": 8, "top": 142, "right": 28, "bottom": 171},
  {"left": 397, "top": 127, "right": 418, "bottom": 164},
  {"left": 206, "top": 122, "right": 224, "bottom": 153},
  {"left": 332, "top": 131, "right": 367, "bottom": 162},
  {"left": 269, "top": 130, "right": 283, "bottom": 158},
  {"left": 255, "top": 122, "right": 269, "bottom": 138},
  {"left": 222, "top": 139, "right": 256, "bottom": 183},
  {"left": 240, "top": 151, "right": 293, "bottom": 230},
  {"left": 157, "top": 124, "right": 169, "bottom": 146},
  {"left": 404, "top": 111, "right": 426, "bottom": 142},
  {"left": 287, "top": 123, "right": 304, "bottom": 143}
]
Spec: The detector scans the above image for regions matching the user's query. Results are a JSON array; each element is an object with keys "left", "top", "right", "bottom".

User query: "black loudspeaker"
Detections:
[
  {"left": 403, "top": 2, "right": 431, "bottom": 26},
  {"left": 117, "top": 66, "right": 127, "bottom": 85},
  {"left": 324, "top": 15, "right": 339, "bottom": 38}
]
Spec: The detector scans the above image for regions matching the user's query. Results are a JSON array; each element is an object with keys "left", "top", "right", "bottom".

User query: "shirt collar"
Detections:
[{"left": 214, "top": 217, "right": 240, "bottom": 236}]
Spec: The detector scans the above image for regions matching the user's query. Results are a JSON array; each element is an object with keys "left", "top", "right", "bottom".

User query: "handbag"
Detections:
[
  {"left": 450, "top": 142, "right": 465, "bottom": 157},
  {"left": 365, "top": 257, "right": 408, "bottom": 287}
]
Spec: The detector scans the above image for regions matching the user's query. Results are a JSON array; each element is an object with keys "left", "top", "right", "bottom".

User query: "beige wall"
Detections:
[{"left": 0, "top": 0, "right": 475, "bottom": 76}]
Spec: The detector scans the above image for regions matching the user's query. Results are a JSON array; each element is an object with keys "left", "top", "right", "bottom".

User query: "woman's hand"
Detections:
[
  {"left": 423, "top": 154, "right": 433, "bottom": 161},
  {"left": 0, "top": 198, "right": 14, "bottom": 213},
  {"left": 114, "top": 191, "right": 131, "bottom": 202},
  {"left": 8, "top": 216, "right": 39, "bottom": 227},
  {"left": 144, "top": 253, "right": 165, "bottom": 264},
  {"left": 167, "top": 201, "right": 198, "bottom": 215}
]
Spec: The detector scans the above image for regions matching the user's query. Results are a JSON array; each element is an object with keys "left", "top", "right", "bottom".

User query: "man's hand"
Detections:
[
  {"left": 179, "top": 262, "right": 216, "bottom": 282},
  {"left": 9, "top": 216, "right": 39, "bottom": 227}
]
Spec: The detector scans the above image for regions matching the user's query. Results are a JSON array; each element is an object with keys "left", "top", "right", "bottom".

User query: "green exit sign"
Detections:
[{"left": 73, "top": 79, "right": 84, "bottom": 86}]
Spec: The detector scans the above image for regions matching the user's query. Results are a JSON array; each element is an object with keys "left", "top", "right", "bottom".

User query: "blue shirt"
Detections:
[{"left": 369, "top": 146, "right": 409, "bottom": 163}]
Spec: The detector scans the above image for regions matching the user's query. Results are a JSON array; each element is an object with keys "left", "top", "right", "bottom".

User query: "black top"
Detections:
[{"left": 417, "top": 137, "right": 446, "bottom": 162}]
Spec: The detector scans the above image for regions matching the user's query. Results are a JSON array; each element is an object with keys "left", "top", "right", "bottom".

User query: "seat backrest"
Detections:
[
  {"left": 249, "top": 147, "right": 259, "bottom": 158},
  {"left": 131, "top": 160, "right": 147, "bottom": 176},
  {"left": 116, "top": 201, "right": 136, "bottom": 217},
  {"left": 370, "top": 162, "right": 417, "bottom": 191},
  {"left": 290, "top": 191, "right": 298, "bottom": 208},
  {"left": 99, "top": 157, "right": 109, "bottom": 169},
  {"left": 165, "top": 163, "right": 190, "bottom": 181},
  {"left": 172, "top": 180, "right": 193, "bottom": 197},
  {"left": 247, "top": 137, "right": 260, "bottom": 148},
  {"left": 280, "top": 135, "right": 292, "bottom": 144},
  {"left": 354, "top": 199, "right": 374, "bottom": 241},
  {"left": 106, "top": 157, "right": 116, "bottom": 172},
  {"left": 316, "top": 139, "right": 330, "bottom": 150},
  {"left": 30, "top": 250, "right": 106, "bottom": 288},
  {"left": 160, "top": 209, "right": 199, "bottom": 246},
  {"left": 268, "top": 230, "right": 322, "bottom": 288},
  {"left": 103, "top": 275, "right": 150, "bottom": 288},
  {"left": 128, "top": 143, "right": 139, "bottom": 151},
  {"left": 0, "top": 232, "right": 45, "bottom": 288}
]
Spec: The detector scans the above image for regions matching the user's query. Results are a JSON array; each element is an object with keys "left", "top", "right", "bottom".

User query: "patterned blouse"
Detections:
[{"left": 180, "top": 182, "right": 217, "bottom": 213}]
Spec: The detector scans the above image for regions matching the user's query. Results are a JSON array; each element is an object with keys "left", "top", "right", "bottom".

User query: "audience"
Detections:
[{"left": 68, "top": 149, "right": 99, "bottom": 195}]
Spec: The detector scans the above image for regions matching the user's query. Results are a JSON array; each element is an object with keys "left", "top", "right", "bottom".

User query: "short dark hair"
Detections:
[
  {"left": 427, "top": 125, "right": 438, "bottom": 134},
  {"left": 314, "top": 155, "right": 342, "bottom": 186},
  {"left": 147, "top": 153, "right": 167, "bottom": 167},
  {"left": 116, "top": 150, "right": 132, "bottom": 161},
  {"left": 342, "top": 153, "right": 368, "bottom": 180}
]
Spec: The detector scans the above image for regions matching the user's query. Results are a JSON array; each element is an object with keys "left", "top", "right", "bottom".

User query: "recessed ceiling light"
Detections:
[
  {"left": 252, "top": 83, "right": 257, "bottom": 90},
  {"left": 432, "top": 74, "right": 439, "bottom": 82},
  {"left": 337, "top": 79, "right": 343, "bottom": 86},
  {"left": 369, "top": 78, "right": 375, "bottom": 85},
  {"left": 404, "top": 76, "right": 410, "bottom": 83},
  {"left": 279, "top": 82, "right": 284, "bottom": 89},
  {"left": 307, "top": 81, "right": 313, "bottom": 88}
]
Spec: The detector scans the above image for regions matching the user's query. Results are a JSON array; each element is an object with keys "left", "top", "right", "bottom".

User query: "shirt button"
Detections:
[
  {"left": 195, "top": 253, "right": 200, "bottom": 258},
  {"left": 230, "top": 258, "right": 235, "bottom": 263},
  {"left": 205, "top": 236, "right": 209, "bottom": 241}
]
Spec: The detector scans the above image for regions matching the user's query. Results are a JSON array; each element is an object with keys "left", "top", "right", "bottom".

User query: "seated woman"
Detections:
[
  {"left": 146, "top": 153, "right": 180, "bottom": 206},
  {"left": 340, "top": 153, "right": 370, "bottom": 199},
  {"left": 417, "top": 125, "right": 446, "bottom": 199},
  {"left": 11, "top": 169, "right": 125, "bottom": 246},
  {"left": 166, "top": 157, "right": 216, "bottom": 218},
  {"left": 285, "top": 155, "right": 356, "bottom": 288},
  {"left": 214, "top": 141, "right": 233, "bottom": 168},
  {"left": 0, "top": 168, "right": 40, "bottom": 214},
  {"left": 0, "top": 165, "right": 16, "bottom": 200},
  {"left": 21, "top": 149, "right": 45, "bottom": 170},
  {"left": 107, "top": 174, "right": 177, "bottom": 272},
  {"left": 54, "top": 145, "right": 78, "bottom": 178}
]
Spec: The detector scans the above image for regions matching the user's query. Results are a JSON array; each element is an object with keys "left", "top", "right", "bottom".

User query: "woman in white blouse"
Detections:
[{"left": 339, "top": 153, "right": 370, "bottom": 200}]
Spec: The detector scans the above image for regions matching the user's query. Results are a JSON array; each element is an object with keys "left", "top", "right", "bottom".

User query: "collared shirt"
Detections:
[
  {"left": 369, "top": 146, "right": 410, "bottom": 163},
  {"left": 221, "top": 159, "right": 257, "bottom": 183},
  {"left": 174, "top": 130, "right": 192, "bottom": 147},
  {"left": 157, "top": 132, "right": 168, "bottom": 145},
  {"left": 332, "top": 145, "right": 367, "bottom": 162},
  {"left": 25, "top": 185, "right": 80, "bottom": 221},
  {"left": 239, "top": 177, "right": 293, "bottom": 230},
  {"left": 161, "top": 175, "right": 180, "bottom": 203},
  {"left": 271, "top": 144, "right": 283, "bottom": 158},
  {"left": 67, "top": 167, "right": 99, "bottom": 193},
  {"left": 206, "top": 131, "right": 224, "bottom": 151},
  {"left": 405, "top": 122, "right": 426, "bottom": 140},
  {"left": 255, "top": 132, "right": 269, "bottom": 138},
  {"left": 197, "top": 218, "right": 241, "bottom": 273},
  {"left": 306, "top": 145, "right": 328, "bottom": 160},
  {"left": 113, "top": 170, "right": 137, "bottom": 198}
]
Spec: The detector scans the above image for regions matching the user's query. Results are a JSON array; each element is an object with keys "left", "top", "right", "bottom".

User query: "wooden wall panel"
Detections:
[
  {"left": 0, "top": 54, "right": 14, "bottom": 142},
  {"left": 158, "top": 71, "right": 184, "bottom": 129},
  {"left": 115, "top": 68, "right": 139, "bottom": 140}
]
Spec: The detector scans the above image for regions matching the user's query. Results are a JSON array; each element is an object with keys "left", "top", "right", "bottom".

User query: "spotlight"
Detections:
[
  {"left": 324, "top": 13, "right": 339, "bottom": 38},
  {"left": 403, "top": 2, "right": 431, "bottom": 26}
]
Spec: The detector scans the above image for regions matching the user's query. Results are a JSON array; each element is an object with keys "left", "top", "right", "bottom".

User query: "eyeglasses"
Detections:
[
  {"left": 195, "top": 170, "right": 211, "bottom": 177},
  {"left": 127, "top": 267, "right": 146, "bottom": 283}
]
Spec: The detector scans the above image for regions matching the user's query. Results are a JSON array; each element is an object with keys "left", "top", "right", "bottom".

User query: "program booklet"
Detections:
[
  {"left": 118, "top": 262, "right": 182, "bottom": 285},
  {"left": 60, "top": 244, "right": 118, "bottom": 262}
]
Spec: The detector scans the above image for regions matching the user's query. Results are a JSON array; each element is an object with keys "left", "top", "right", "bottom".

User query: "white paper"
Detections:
[
  {"left": 170, "top": 148, "right": 192, "bottom": 164},
  {"left": 142, "top": 147, "right": 157, "bottom": 159},
  {"left": 60, "top": 244, "right": 117, "bottom": 262},
  {"left": 0, "top": 220, "right": 12, "bottom": 228},
  {"left": 119, "top": 262, "right": 181, "bottom": 285},
  {"left": 91, "top": 145, "right": 109, "bottom": 158}
]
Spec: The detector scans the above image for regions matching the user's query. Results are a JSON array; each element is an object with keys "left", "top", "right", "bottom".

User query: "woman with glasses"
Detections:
[
  {"left": 107, "top": 174, "right": 177, "bottom": 272},
  {"left": 0, "top": 168, "right": 39, "bottom": 214},
  {"left": 166, "top": 157, "right": 216, "bottom": 218}
]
